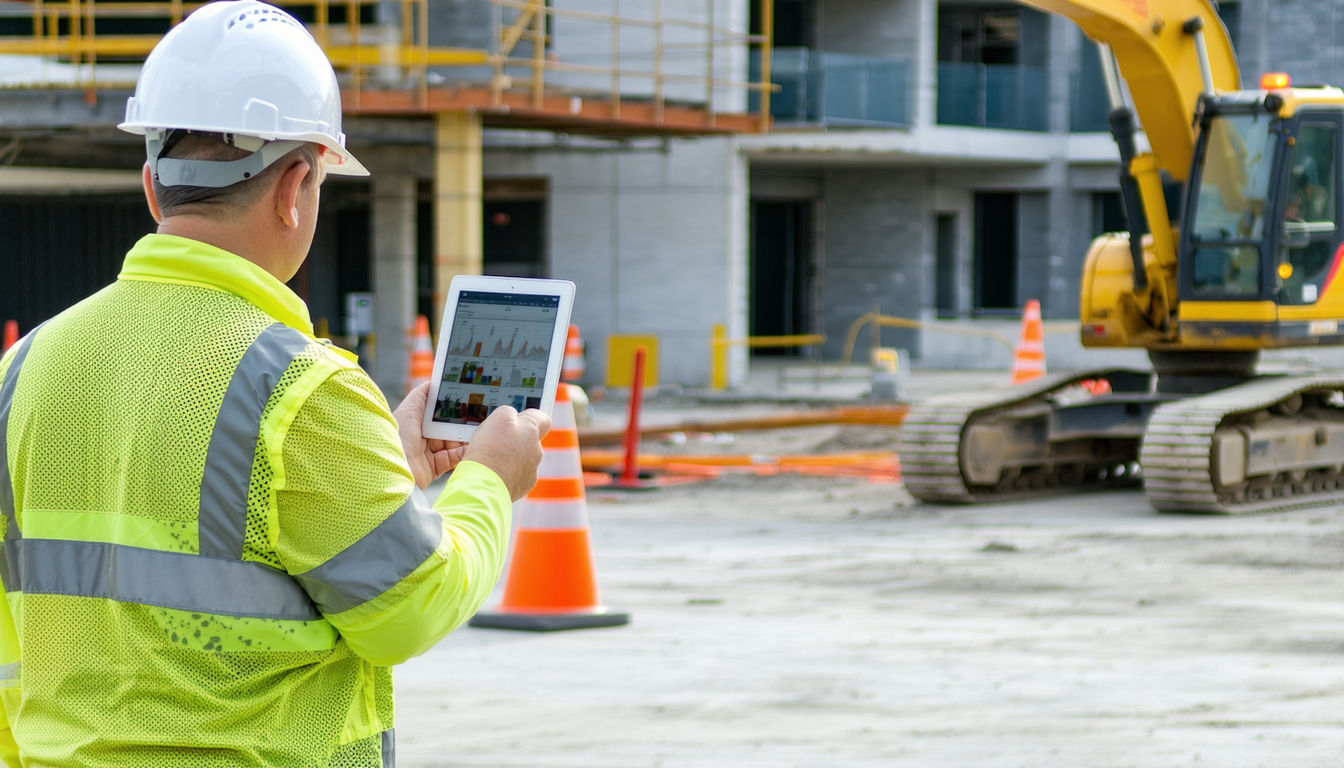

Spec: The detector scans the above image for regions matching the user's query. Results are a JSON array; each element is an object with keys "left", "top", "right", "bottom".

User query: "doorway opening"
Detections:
[
  {"left": 974, "top": 192, "right": 1018, "bottom": 313},
  {"left": 750, "top": 200, "right": 813, "bottom": 356},
  {"left": 935, "top": 212, "right": 959, "bottom": 317}
]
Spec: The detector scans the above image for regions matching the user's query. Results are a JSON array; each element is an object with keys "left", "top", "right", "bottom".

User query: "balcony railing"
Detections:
[
  {"left": 936, "top": 62, "right": 1048, "bottom": 132},
  {"left": 0, "top": 0, "right": 774, "bottom": 131},
  {"left": 750, "top": 47, "right": 910, "bottom": 127}
]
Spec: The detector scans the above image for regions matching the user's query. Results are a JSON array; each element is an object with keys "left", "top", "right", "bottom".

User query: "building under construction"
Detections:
[
  {"left": 2, "top": 0, "right": 1325, "bottom": 387},
  {"left": 0, "top": 0, "right": 770, "bottom": 395}
]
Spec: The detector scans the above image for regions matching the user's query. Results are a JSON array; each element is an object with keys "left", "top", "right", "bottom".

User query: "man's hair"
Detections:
[{"left": 151, "top": 132, "right": 323, "bottom": 219}]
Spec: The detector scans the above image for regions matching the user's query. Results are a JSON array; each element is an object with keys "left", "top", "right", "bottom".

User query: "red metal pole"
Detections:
[
  {"left": 620, "top": 347, "right": 647, "bottom": 484},
  {"left": 1, "top": 321, "right": 17, "bottom": 354}
]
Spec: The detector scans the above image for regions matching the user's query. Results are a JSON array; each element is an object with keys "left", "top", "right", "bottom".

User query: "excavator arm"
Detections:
[{"left": 1022, "top": 0, "right": 1240, "bottom": 181}]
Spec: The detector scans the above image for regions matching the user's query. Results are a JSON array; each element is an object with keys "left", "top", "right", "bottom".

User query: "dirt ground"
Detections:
[{"left": 398, "top": 407, "right": 1344, "bottom": 768}]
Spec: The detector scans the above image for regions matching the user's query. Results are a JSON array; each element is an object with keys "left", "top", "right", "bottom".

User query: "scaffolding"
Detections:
[{"left": 0, "top": 0, "right": 773, "bottom": 133}]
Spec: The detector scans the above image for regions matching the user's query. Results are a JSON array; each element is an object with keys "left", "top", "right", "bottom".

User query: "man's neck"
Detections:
[{"left": 157, "top": 217, "right": 288, "bottom": 281}]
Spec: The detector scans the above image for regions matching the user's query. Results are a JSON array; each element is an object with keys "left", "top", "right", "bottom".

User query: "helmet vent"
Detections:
[{"left": 226, "top": 7, "right": 304, "bottom": 32}]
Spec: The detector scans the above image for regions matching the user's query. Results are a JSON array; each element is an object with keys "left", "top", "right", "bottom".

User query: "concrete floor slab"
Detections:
[{"left": 397, "top": 472, "right": 1344, "bottom": 767}]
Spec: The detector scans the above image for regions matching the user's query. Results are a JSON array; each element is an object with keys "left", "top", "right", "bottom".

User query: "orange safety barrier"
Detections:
[
  {"left": 561, "top": 324, "right": 585, "bottom": 383},
  {"left": 583, "top": 450, "right": 901, "bottom": 484},
  {"left": 1, "top": 321, "right": 16, "bottom": 354},
  {"left": 469, "top": 384, "right": 629, "bottom": 632},
  {"left": 1009, "top": 299, "right": 1046, "bottom": 385},
  {"left": 407, "top": 315, "right": 434, "bottom": 394}
]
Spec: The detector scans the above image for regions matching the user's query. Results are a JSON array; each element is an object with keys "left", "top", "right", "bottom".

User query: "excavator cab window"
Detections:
[
  {"left": 1186, "top": 112, "right": 1279, "bottom": 298},
  {"left": 1278, "top": 120, "right": 1339, "bottom": 305}
]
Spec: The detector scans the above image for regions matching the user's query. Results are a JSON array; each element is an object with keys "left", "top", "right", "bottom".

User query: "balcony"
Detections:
[
  {"left": 936, "top": 62, "right": 1048, "bottom": 132},
  {"left": 751, "top": 47, "right": 911, "bottom": 127}
]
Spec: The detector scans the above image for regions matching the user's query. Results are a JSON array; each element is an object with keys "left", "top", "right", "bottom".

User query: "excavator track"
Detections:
[
  {"left": 901, "top": 369, "right": 1152, "bottom": 504},
  {"left": 1143, "top": 375, "right": 1344, "bottom": 514}
]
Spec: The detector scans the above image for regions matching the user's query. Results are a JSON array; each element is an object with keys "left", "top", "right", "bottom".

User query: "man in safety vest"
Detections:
[{"left": 0, "top": 2, "right": 550, "bottom": 766}]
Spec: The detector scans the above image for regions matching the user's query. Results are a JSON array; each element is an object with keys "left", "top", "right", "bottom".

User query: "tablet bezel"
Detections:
[{"left": 421, "top": 275, "right": 576, "bottom": 443}]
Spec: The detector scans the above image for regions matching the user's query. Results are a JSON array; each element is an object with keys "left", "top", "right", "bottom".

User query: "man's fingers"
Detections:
[
  {"left": 427, "top": 450, "right": 444, "bottom": 477},
  {"left": 431, "top": 447, "right": 461, "bottom": 476},
  {"left": 518, "top": 408, "right": 552, "bottom": 439},
  {"left": 394, "top": 381, "right": 432, "bottom": 421}
]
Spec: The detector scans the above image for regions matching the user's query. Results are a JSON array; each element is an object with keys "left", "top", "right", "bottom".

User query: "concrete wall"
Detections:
[
  {"left": 544, "top": 0, "right": 750, "bottom": 112},
  {"left": 817, "top": 167, "right": 932, "bottom": 360},
  {"left": 483, "top": 135, "right": 749, "bottom": 387},
  {"left": 911, "top": 318, "right": 1150, "bottom": 370},
  {"left": 1235, "top": 0, "right": 1344, "bottom": 89},
  {"left": 818, "top": 0, "right": 922, "bottom": 59},
  {"left": 426, "top": 0, "right": 494, "bottom": 50},
  {"left": 425, "top": 0, "right": 495, "bottom": 84}
]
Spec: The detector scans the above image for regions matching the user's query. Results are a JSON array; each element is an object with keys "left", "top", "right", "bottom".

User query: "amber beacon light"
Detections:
[{"left": 1260, "top": 72, "right": 1292, "bottom": 90}]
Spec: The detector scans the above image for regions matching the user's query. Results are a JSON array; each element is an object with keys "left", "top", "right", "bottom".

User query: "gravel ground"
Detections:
[{"left": 398, "top": 413, "right": 1344, "bottom": 768}]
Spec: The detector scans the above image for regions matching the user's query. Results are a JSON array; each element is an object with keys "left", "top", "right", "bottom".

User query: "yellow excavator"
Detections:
[{"left": 901, "top": 0, "right": 1344, "bottom": 512}]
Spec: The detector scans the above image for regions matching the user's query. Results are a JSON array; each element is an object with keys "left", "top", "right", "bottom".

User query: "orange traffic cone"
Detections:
[
  {"left": 469, "top": 384, "right": 629, "bottom": 631},
  {"left": 1, "top": 321, "right": 16, "bottom": 355},
  {"left": 561, "top": 324, "right": 585, "bottom": 383},
  {"left": 408, "top": 315, "right": 433, "bottom": 394},
  {"left": 1009, "top": 299, "right": 1046, "bottom": 384}
]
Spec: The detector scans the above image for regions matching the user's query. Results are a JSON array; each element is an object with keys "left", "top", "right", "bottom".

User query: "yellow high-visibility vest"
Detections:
[{"left": 0, "top": 234, "right": 511, "bottom": 768}]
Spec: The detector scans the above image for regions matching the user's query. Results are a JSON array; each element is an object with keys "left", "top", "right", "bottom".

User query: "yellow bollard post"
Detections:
[{"left": 711, "top": 323, "right": 728, "bottom": 391}]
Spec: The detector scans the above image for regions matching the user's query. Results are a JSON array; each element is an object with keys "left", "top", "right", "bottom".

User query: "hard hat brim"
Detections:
[{"left": 120, "top": 120, "right": 369, "bottom": 178}]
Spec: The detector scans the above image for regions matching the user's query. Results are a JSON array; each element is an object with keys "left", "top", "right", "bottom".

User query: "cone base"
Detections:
[
  {"left": 601, "top": 477, "right": 662, "bottom": 492},
  {"left": 468, "top": 607, "right": 630, "bottom": 632}
]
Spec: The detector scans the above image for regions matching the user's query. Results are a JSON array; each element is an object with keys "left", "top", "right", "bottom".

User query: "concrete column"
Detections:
[
  {"left": 372, "top": 174, "right": 417, "bottom": 400},
  {"left": 915, "top": 0, "right": 938, "bottom": 132},
  {"left": 725, "top": 138, "right": 751, "bottom": 387},
  {"left": 433, "top": 111, "right": 483, "bottom": 335},
  {"left": 1045, "top": 16, "right": 1075, "bottom": 319}
]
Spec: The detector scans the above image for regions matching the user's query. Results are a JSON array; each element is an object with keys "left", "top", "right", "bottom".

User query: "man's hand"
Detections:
[
  {"left": 393, "top": 383, "right": 466, "bottom": 489},
  {"left": 462, "top": 406, "right": 552, "bottom": 501}
]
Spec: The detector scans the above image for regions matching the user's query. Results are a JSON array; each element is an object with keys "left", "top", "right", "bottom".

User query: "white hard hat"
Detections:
[{"left": 119, "top": 0, "right": 368, "bottom": 186}]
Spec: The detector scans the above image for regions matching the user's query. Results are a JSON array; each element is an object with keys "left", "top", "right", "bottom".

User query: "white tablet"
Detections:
[{"left": 422, "top": 275, "right": 576, "bottom": 443}]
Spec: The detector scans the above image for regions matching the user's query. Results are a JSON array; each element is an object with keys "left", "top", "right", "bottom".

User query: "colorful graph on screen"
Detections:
[{"left": 447, "top": 325, "right": 550, "bottom": 361}]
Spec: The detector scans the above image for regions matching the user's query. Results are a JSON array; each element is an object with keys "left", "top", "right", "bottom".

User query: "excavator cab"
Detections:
[
  {"left": 1183, "top": 106, "right": 1280, "bottom": 300},
  {"left": 1178, "top": 92, "right": 1344, "bottom": 347}
]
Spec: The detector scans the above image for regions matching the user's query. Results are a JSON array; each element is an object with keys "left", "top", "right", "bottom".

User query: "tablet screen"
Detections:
[{"left": 431, "top": 290, "right": 562, "bottom": 425}]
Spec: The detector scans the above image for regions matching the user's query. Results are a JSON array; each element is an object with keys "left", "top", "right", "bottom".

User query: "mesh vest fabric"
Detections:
[{"left": 0, "top": 236, "right": 512, "bottom": 768}]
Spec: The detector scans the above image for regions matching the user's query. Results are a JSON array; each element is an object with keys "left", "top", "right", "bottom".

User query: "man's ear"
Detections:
[
  {"left": 142, "top": 163, "right": 162, "bottom": 223},
  {"left": 274, "top": 160, "right": 311, "bottom": 230}
]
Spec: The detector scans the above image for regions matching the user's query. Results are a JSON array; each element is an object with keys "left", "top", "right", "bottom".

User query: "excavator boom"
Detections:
[{"left": 1021, "top": 0, "right": 1240, "bottom": 181}]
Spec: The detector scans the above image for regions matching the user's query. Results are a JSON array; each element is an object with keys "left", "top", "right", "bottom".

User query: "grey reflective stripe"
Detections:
[
  {"left": 198, "top": 323, "right": 310, "bottom": 559},
  {"left": 18, "top": 539, "right": 322, "bottom": 620},
  {"left": 0, "top": 327, "right": 42, "bottom": 592},
  {"left": 293, "top": 489, "right": 443, "bottom": 615},
  {"left": 0, "top": 661, "right": 18, "bottom": 684},
  {"left": 0, "top": 323, "right": 323, "bottom": 621},
  {"left": 381, "top": 729, "right": 395, "bottom": 768}
]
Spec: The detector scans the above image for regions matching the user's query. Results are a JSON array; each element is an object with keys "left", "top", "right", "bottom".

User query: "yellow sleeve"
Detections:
[
  {"left": 272, "top": 368, "right": 512, "bottom": 666},
  {"left": 0, "top": 602, "right": 18, "bottom": 768},
  {"left": 0, "top": 348, "right": 21, "bottom": 766},
  {"left": 0, "top": 717, "right": 17, "bottom": 768}
]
